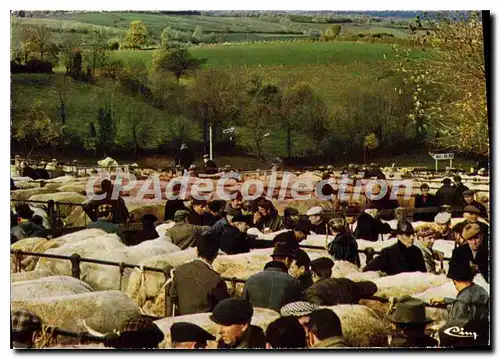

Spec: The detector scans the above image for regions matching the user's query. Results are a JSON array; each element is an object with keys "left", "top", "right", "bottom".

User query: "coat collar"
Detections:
[
  {"left": 192, "top": 258, "right": 214, "bottom": 270},
  {"left": 313, "top": 336, "right": 346, "bottom": 348}
]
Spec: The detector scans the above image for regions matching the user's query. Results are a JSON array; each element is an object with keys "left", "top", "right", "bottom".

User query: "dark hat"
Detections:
[
  {"left": 231, "top": 214, "right": 248, "bottom": 223},
  {"left": 11, "top": 309, "right": 42, "bottom": 338},
  {"left": 393, "top": 221, "right": 415, "bottom": 236},
  {"left": 141, "top": 214, "right": 158, "bottom": 223},
  {"left": 442, "top": 178, "right": 452, "bottom": 185},
  {"left": 447, "top": 259, "right": 475, "bottom": 281},
  {"left": 294, "top": 219, "right": 311, "bottom": 235},
  {"left": 271, "top": 242, "right": 296, "bottom": 259},
  {"left": 453, "top": 175, "right": 462, "bottom": 182},
  {"left": 388, "top": 296, "right": 432, "bottom": 324},
  {"left": 116, "top": 317, "right": 165, "bottom": 349},
  {"left": 174, "top": 210, "right": 189, "bottom": 220},
  {"left": 15, "top": 203, "right": 34, "bottom": 219},
  {"left": 284, "top": 207, "right": 299, "bottom": 217},
  {"left": 462, "top": 223, "right": 482, "bottom": 240},
  {"left": 310, "top": 257, "right": 334, "bottom": 273},
  {"left": 97, "top": 204, "right": 113, "bottom": 217},
  {"left": 364, "top": 202, "right": 378, "bottom": 210},
  {"left": 463, "top": 205, "right": 481, "bottom": 214},
  {"left": 346, "top": 206, "right": 359, "bottom": 217},
  {"left": 210, "top": 298, "right": 253, "bottom": 326},
  {"left": 463, "top": 189, "right": 476, "bottom": 197},
  {"left": 170, "top": 322, "right": 215, "bottom": 343}
]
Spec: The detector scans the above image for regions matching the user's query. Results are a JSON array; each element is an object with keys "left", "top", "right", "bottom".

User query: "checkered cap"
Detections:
[
  {"left": 280, "top": 301, "right": 318, "bottom": 317},
  {"left": 11, "top": 309, "right": 42, "bottom": 336},
  {"left": 121, "top": 318, "right": 157, "bottom": 333}
]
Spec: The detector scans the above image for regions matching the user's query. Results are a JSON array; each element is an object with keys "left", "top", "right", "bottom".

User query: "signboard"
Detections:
[
  {"left": 432, "top": 153, "right": 454, "bottom": 160},
  {"left": 223, "top": 127, "right": 235, "bottom": 134},
  {"left": 430, "top": 152, "right": 454, "bottom": 172}
]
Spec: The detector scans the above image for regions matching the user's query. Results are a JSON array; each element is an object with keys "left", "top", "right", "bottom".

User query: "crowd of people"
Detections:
[{"left": 10, "top": 161, "right": 491, "bottom": 349}]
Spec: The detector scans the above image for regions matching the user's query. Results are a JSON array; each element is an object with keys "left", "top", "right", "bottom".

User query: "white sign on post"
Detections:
[{"left": 430, "top": 152, "right": 454, "bottom": 172}]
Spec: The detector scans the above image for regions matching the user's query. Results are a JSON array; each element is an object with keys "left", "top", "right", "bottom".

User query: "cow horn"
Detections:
[{"left": 82, "top": 319, "right": 106, "bottom": 338}]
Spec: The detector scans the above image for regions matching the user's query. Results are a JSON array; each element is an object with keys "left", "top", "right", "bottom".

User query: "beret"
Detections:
[
  {"left": 393, "top": 221, "right": 415, "bottom": 235},
  {"left": 310, "top": 257, "right": 334, "bottom": 273},
  {"left": 170, "top": 322, "right": 215, "bottom": 343},
  {"left": 434, "top": 212, "right": 452, "bottom": 224},
  {"left": 463, "top": 205, "right": 481, "bottom": 214},
  {"left": 210, "top": 298, "right": 253, "bottom": 326},
  {"left": 306, "top": 206, "right": 323, "bottom": 216}
]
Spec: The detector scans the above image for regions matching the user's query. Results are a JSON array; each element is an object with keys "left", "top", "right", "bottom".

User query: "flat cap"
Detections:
[
  {"left": 463, "top": 205, "right": 481, "bottom": 214},
  {"left": 310, "top": 257, "right": 334, "bottom": 273},
  {"left": 462, "top": 223, "right": 482, "bottom": 240},
  {"left": 393, "top": 221, "right": 415, "bottom": 235},
  {"left": 170, "top": 322, "right": 215, "bottom": 343},
  {"left": 11, "top": 309, "right": 42, "bottom": 337},
  {"left": 280, "top": 301, "right": 318, "bottom": 317},
  {"left": 442, "top": 178, "right": 452, "bottom": 184},
  {"left": 174, "top": 210, "right": 190, "bottom": 219},
  {"left": 306, "top": 206, "right": 324, "bottom": 216},
  {"left": 210, "top": 298, "right": 253, "bottom": 326},
  {"left": 434, "top": 212, "right": 452, "bottom": 225},
  {"left": 294, "top": 219, "right": 311, "bottom": 235},
  {"left": 462, "top": 189, "right": 476, "bottom": 196}
]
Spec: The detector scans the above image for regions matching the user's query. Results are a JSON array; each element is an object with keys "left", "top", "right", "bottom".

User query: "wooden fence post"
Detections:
[{"left": 70, "top": 253, "right": 81, "bottom": 279}]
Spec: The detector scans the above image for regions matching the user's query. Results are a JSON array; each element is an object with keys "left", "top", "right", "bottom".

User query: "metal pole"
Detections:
[
  {"left": 209, "top": 124, "right": 213, "bottom": 160},
  {"left": 435, "top": 159, "right": 438, "bottom": 173}
]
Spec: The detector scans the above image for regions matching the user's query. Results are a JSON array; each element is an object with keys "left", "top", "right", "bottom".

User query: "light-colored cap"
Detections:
[
  {"left": 306, "top": 206, "right": 324, "bottom": 216},
  {"left": 434, "top": 212, "right": 452, "bottom": 224}
]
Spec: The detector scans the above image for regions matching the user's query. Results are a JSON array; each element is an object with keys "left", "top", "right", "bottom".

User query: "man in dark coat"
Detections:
[
  {"left": 288, "top": 249, "right": 313, "bottom": 299},
  {"left": 167, "top": 234, "right": 229, "bottom": 316},
  {"left": 265, "top": 316, "right": 307, "bottom": 348},
  {"left": 363, "top": 223, "right": 427, "bottom": 275},
  {"left": 187, "top": 199, "right": 208, "bottom": 226},
  {"left": 130, "top": 214, "right": 159, "bottom": 246},
  {"left": 449, "top": 223, "right": 489, "bottom": 283},
  {"left": 435, "top": 178, "right": 455, "bottom": 207},
  {"left": 414, "top": 183, "right": 439, "bottom": 222},
  {"left": 164, "top": 210, "right": 210, "bottom": 250},
  {"left": 306, "top": 257, "right": 377, "bottom": 306},
  {"left": 327, "top": 217, "right": 360, "bottom": 267},
  {"left": 218, "top": 214, "right": 252, "bottom": 254},
  {"left": 210, "top": 298, "right": 266, "bottom": 349},
  {"left": 306, "top": 206, "right": 328, "bottom": 235},
  {"left": 354, "top": 204, "right": 392, "bottom": 242},
  {"left": 462, "top": 190, "right": 488, "bottom": 219},
  {"left": 224, "top": 191, "right": 244, "bottom": 216},
  {"left": 164, "top": 184, "right": 188, "bottom": 221},
  {"left": 243, "top": 243, "right": 301, "bottom": 312},
  {"left": 11, "top": 203, "right": 46, "bottom": 243},
  {"left": 387, "top": 296, "right": 438, "bottom": 348},
  {"left": 307, "top": 309, "right": 347, "bottom": 348},
  {"left": 84, "top": 179, "right": 129, "bottom": 224},
  {"left": 202, "top": 154, "right": 218, "bottom": 175},
  {"left": 170, "top": 322, "right": 215, "bottom": 349},
  {"left": 253, "top": 198, "right": 284, "bottom": 232},
  {"left": 367, "top": 183, "right": 399, "bottom": 220},
  {"left": 452, "top": 206, "right": 489, "bottom": 244},
  {"left": 452, "top": 175, "right": 469, "bottom": 215},
  {"left": 272, "top": 219, "right": 311, "bottom": 253},
  {"left": 175, "top": 143, "right": 194, "bottom": 170},
  {"left": 205, "top": 200, "right": 225, "bottom": 227}
]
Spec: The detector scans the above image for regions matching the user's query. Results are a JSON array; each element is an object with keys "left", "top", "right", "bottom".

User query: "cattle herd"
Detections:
[{"left": 10, "top": 159, "right": 491, "bottom": 349}]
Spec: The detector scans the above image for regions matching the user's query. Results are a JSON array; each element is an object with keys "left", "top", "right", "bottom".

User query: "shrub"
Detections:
[{"left": 107, "top": 39, "right": 120, "bottom": 51}]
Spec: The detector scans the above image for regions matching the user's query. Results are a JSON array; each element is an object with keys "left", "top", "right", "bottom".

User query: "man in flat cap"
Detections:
[
  {"left": 84, "top": 179, "right": 129, "bottom": 224},
  {"left": 434, "top": 212, "right": 454, "bottom": 242},
  {"left": 449, "top": 223, "right": 489, "bottom": 283},
  {"left": 280, "top": 301, "right": 318, "bottom": 333},
  {"left": 363, "top": 222, "right": 427, "bottom": 275},
  {"left": 164, "top": 183, "right": 188, "bottom": 221},
  {"left": 452, "top": 175, "right": 469, "bottom": 214},
  {"left": 354, "top": 203, "right": 392, "bottom": 242},
  {"left": 430, "top": 260, "right": 489, "bottom": 346},
  {"left": 107, "top": 317, "right": 165, "bottom": 349},
  {"left": 414, "top": 183, "right": 439, "bottom": 222},
  {"left": 436, "top": 178, "right": 455, "bottom": 207},
  {"left": 462, "top": 189, "right": 488, "bottom": 219},
  {"left": 452, "top": 205, "right": 489, "bottom": 245},
  {"left": 306, "top": 257, "right": 377, "bottom": 306},
  {"left": 265, "top": 316, "right": 307, "bottom": 348},
  {"left": 167, "top": 234, "right": 229, "bottom": 317},
  {"left": 170, "top": 322, "right": 215, "bottom": 349},
  {"left": 414, "top": 226, "right": 445, "bottom": 274},
  {"left": 387, "top": 296, "right": 437, "bottom": 348},
  {"left": 11, "top": 203, "right": 46, "bottom": 243},
  {"left": 243, "top": 242, "right": 301, "bottom": 312},
  {"left": 210, "top": 298, "right": 266, "bottom": 349},
  {"left": 164, "top": 210, "right": 210, "bottom": 250},
  {"left": 11, "top": 309, "right": 43, "bottom": 348},
  {"left": 87, "top": 204, "right": 119, "bottom": 234},
  {"left": 327, "top": 216, "right": 360, "bottom": 267},
  {"left": 306, "top": 206, "right": 327, "bottom": 235}
]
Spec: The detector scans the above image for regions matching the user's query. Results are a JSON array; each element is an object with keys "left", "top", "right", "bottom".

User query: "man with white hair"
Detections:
[
  {"left": 307, "top": 206, "right": 327, "bottom": 235},
  {"left": 354, "top": 203, "right": 392, "bottom": 242}
]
